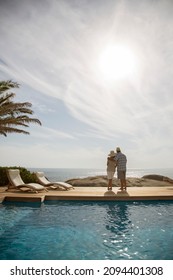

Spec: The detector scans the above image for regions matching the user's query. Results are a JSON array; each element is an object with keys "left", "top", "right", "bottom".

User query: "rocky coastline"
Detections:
[{"left": 66, "top": 174, "right": 173, "bottom": 188}]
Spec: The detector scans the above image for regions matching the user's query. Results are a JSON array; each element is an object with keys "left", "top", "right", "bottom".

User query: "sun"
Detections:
[{"left": 98, "top": 45, "right": 137, "bottom": 81}]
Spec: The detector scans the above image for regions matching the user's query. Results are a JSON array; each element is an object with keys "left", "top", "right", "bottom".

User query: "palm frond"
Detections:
[
  {"left": 0, "top": 80, "right": 42, "bottom": 136},
  {"left": 0, "top": 127, "right": 30, "bottom": 137},
  {"left": 0, "top": 80, "right": 19, "bottom": 93}
]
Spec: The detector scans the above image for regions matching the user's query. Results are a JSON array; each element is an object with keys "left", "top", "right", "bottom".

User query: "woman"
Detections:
[{"left": 107, "top": 150, "right": 116, "bottom": 190}]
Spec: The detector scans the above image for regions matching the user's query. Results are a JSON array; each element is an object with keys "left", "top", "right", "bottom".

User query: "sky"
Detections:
[{"left": 0, "top": 0, "right": 173, "bottom": 169}]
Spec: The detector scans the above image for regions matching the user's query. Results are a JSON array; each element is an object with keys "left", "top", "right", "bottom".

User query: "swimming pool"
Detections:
[{"left": 0, "top": 200, "right": 173, "bottom": 260}]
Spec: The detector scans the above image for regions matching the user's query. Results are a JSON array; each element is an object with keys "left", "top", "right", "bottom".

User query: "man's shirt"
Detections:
[{"left": 115, "top": 152, "right": 127, "bottom": 171}]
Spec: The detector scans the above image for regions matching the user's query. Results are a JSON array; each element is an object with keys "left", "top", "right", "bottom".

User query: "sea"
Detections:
[{"left": 28, "top": 167, "right": 173, "bottom": 182}]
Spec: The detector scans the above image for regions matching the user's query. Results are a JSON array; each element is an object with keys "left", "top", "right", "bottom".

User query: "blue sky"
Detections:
[{"left": 0, "top": 0, "right": 173, "bottom": 169}]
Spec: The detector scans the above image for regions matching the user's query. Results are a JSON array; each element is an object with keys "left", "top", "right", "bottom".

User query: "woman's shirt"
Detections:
[{"left": 107, "top": 157, "right": 116, "bottom": 172}]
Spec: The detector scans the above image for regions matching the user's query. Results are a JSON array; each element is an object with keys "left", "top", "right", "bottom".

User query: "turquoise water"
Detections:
[{"left": 0, "top": 200, "right": 173, "bottom": 260}]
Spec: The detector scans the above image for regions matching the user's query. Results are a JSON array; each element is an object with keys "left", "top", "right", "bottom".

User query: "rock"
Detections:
[
  {"left": 142, "top": 174, "right": 173, "bottom": 183},
  {"left": 66, "top": 174, "right": 173, "bottom": 187},
  {"left": 66, "top": 176, "right": 111, "bottom": 187}
]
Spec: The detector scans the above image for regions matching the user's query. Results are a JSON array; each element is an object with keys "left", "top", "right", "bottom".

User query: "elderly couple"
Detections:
[{"left": 107, "top": 147, "right": 127, "bottom": 192}]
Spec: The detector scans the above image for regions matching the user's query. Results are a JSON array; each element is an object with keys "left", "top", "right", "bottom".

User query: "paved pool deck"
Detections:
[{"left": 1, "top": 185, "right": 173, "bottom": 203}]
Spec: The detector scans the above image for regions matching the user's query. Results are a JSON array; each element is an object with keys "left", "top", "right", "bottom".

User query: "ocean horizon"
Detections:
[{"left": 28, "top": 167, "right": 173, "bottom": 182}]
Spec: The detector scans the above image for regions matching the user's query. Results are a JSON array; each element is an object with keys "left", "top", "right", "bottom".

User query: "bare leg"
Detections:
[
  {"left": 108, "top": 179, "right": 112, "bottom": 190},
  {"left": 118, "top": 179, "right": 123, "bottom": 191},
  {"left": 123, "top": 179, "right": 127, "bottom": 190}
]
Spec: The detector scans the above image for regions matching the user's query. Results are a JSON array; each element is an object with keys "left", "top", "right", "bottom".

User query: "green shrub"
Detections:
[{"left": 0, "top": 166, "right": 37, "bottom": 186}]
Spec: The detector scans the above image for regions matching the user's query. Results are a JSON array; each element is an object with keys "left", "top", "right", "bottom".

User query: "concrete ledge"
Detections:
[
  {"left": 44, "top": 194, "right": 173, "bottom": 202},
  {"left": 4, "top": 196, "right": 45, "bottom": 203},
  {"left": 0, "top": 196, "right": 5, "bottom": 203}
]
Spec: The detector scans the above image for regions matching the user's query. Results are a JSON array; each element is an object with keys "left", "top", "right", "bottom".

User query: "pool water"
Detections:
[{"left": 0, "top": 200, "right": 173, "bottom": 260}]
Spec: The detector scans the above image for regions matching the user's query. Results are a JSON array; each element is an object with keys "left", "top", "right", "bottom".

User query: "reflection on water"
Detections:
[
  {"left": 103, "top": 203, "right": 135, "bottom": 259},
  {"left": 106, "top": 203, "right": 131, "bottom": 234}
]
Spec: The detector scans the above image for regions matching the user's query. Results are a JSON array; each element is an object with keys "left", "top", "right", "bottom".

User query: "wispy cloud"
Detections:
[
  {"left": 1, "top": 0, "right": 173, "bottom": 167},
  {"left": 0, "top": 139, "right": 106, "bottom": 168},
  {"left": 31, "top": 126, "right": 76, "bottom": 140}
]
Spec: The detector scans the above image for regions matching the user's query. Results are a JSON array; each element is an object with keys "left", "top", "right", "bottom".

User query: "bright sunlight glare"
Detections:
[{"left": 99, "top": 45, "right": 137, "bottom": 81}]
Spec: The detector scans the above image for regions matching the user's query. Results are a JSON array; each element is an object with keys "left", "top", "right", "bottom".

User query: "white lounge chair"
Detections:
[
  {"left": 6, "top": 169, "right": 48, "bottom": 193},
  {"left": 35, "top": 171, "right": 74, "bottom": 190}
]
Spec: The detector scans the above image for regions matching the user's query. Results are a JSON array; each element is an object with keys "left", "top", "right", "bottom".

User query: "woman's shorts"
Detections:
[
  {"left": 107, "top": 171, "right": 115, "bottom": 180},
  {"left": 117, "top": 170, "right": 126, "bottom": 180}
]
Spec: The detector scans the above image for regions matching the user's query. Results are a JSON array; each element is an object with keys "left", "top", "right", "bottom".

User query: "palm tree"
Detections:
[{"left": 0, "top": 80, "right": 41, "bottom": 136}]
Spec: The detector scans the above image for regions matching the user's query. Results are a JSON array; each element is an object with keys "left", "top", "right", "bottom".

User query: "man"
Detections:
[{"left": 115, "top": 147, "right": 127, "bottom": 191}]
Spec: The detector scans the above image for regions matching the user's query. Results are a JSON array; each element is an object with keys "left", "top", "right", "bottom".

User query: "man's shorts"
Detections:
[
  {"left": 107, "top": 171, "right": 115, "bottom": 180},
  {"left": 117, "top": 170, "right": 126, "bottom": 180}
]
